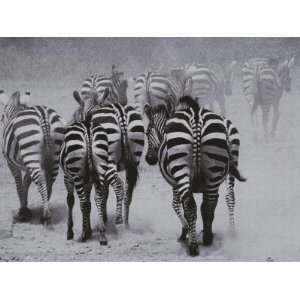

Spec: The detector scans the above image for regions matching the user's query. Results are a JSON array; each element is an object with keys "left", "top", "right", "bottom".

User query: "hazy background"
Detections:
[{"left": 0, "top": 37, "right": 300, "bottom": 261}]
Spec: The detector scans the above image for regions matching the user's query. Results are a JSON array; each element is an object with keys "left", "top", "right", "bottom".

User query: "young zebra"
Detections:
[
  {"left": 0, "top": 91, "right": 65, "bottom": 225},
  {"left": 242, "top": 57, "right": 294, "bottom": 139},
  {"left": 81, "top": 65, "right": 128, "bottom": 107},
  {"left": 61, "top": 89, "right": 144, "bottom": 244},
  {"left": 158, "top": 96, "right": 246, "bottom": 256}
]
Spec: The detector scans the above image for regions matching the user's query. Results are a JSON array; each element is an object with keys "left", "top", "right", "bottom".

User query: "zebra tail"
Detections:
[
  {"left": 229, "top": 164, "right": 247, "bottom": 182},
  {"left": 122, "top": 132, "right": 138, "bottom": 196},
  {"left": 40, "top": 118, "right": 54, "bottom": 195}
]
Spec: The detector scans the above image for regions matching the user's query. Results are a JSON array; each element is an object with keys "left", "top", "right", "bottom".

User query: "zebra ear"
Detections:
[
  {"left": 101, "top": 87, "right": 109, "bottom": 102},
  {"left": 73, "top": 90, "right": 84, "bottom": 107},
  {"left": 11, "top": 91, "right": 21, "bottom": 106},
  {"left": 288, "top": 57, "right": 295, "bottom": 69},
  {"left": 144, "top": 103, "right": 152, "bottom": 119},
  {"left": 166, "top": 94, "right": 175, "bottom": 116},
  {"left": 0, "top": 90, "right": 9, "bottom": 105}
]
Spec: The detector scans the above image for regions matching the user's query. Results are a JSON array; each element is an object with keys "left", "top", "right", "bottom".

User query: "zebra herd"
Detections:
[{"left": 0, "top": 56, "right": 294, "bottom": 256}]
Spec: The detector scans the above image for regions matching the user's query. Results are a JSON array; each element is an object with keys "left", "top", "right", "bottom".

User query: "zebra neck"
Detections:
[{"left": 4, "top": 106, "right": 22, "bottom": 126}]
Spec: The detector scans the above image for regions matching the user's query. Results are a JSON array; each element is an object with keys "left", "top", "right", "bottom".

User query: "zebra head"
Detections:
[
  {"left": 112, "top": 65, "right": 128, "bottom": 105},
  {"left": 224, "top": 60, "right": 237, "bottom": 96},
  {"left": 277, "top": 57, "right": 295, "bottom": 93},
  {"left": 0, "top": 91, "right": 29, "bottom": 126},
  {"left": 117, "top": 78, "right": 128, "bottom": 106},
  {"left": 72, "top": 88, "right": 110, "bottom": 122},
  {"left": 145, "top": 104, "right": 170, "bottom": 165},
  {"left": 72, "top": 90, "right": 85, "bottom": 122}
]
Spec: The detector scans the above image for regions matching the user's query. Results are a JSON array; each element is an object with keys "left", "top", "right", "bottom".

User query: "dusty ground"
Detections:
[{"left": 0, "top": 76, "right": 300, "bottom": 261}]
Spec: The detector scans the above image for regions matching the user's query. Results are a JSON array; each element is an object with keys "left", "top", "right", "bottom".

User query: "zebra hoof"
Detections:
[
  {"left": 80, "top": 229, "right": 92, "bottom": 242},
  {"left": 178, "top": 227, "right": 188, "bottom": 242},
  {"left": 100, "top": 240, "right": 108, "bottom": 246},
  {"left": 41, "top": 217, "right": 53, "bottom": 230},
  {"left": 67, "top": 231, "right": 74, "bottom": 240},
  {"left": 203, "top": 232, "right": 213, "bottom": 246},
  {"left": 115, "top": 216, "right": 123, "bottom": 225},
  {"left": 189, "top": 243, "right": 199, "bottom": 256},
  {"left": 14, "top": 207, "right": 32, "bottom": 222}
]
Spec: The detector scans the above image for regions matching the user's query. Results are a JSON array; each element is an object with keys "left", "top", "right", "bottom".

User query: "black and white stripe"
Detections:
[
  {"left": 61, "top": 91, "right": 144, "bottom": 244},
  {"left": 89, "top": 102, "right": 145, "bottom": 245},
  {"left": 242, "top": 57, "right": 294, "bottom": 139},
  {"left": 0, "top": 91, "right": 65, "bottom": 225},
  {"left": 60, "top": 117, "right": 108, "bottom": 241},
  {"left": 133, "top": 71, "right": 187, "bottom": 114},
  {"left": 81, "top": 65, "right": 128, "bottom": 109},
  {"left": 157, "top": 96, "right": 246, "bottom": 256},
  {"left": 181, "top": 61, "right": 237, "bottom": 115}
]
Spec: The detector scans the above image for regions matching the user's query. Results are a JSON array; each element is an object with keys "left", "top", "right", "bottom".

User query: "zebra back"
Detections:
[{"left": 133, "top": 72, "right": 181, "bottom": 115}]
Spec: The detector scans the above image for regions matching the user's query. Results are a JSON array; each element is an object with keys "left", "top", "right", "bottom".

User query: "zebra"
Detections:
[
  {"left": 81, "top": 65, "right": 128, "bottom": 109},
  {"left": 60, "top": 91, "right": 108, "bottom": 241},
  {"left": 61, "top": 89, "right": 145, "bottom": 244},
  {"left": 157, "top": 96, "right": 246, "bottom": 256},
  {"left": 133, "top": 71, "right": 189, "bottom": 115},
  {"left": 242, "top": 57, "right": 295, "bottom": 139},
  {"left": 173, "top": 61, "right": 237, "bottom": 116},
  {"left": 0, "top": 90, "right": 65, "bottom": 225}
]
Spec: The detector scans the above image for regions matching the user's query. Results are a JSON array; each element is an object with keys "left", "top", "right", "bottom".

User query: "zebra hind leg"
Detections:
[
  {"left": 262, "top": 106, "right": 271, "bottom": 141},
  {"left": 36, "top": 177, "right": 52, "bottom": 227},
  {"left": 201, "top": 192, "right": 218, "bottom": 246},
  {"left": 270, "top": 104, "right": 279, "bottom": 138},
  {"left": 109, "top": 172, "right": 124, "bottom": 225},
  {"left": 7, "top": 163, "right": 32, "bottom": 222},
  {"left": 64, "top": 176, "right": 75, "bottom": 240},
  {"left": 95, "top": 185, "right": 109, "bottom": 246},
  {"left": 19, "top": 172, "right": 33, "bottom": 221},
  {"left": 172, "top": 188, "right": 188, "bottom": 241},
  {"left": 182, "top": 192, "right": 198, "bottom": 256},
  {"left": 75, "top": 182, "right": 92, "bottom": 242}
]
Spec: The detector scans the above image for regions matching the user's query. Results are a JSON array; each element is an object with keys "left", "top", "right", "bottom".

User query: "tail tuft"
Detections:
[{"left": 229, "top": 164, "right": 247, "bottom": 182}]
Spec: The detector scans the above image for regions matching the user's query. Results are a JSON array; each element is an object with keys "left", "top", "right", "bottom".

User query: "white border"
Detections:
[
  {"left": 0, "top": 262, "right": 299, "bottom": 300},
  {"left": 1, "top": 1, "right": 300, "bottom": 299},
  {"left": 0, "top": 0, "right": 299, "bottom": 36}
]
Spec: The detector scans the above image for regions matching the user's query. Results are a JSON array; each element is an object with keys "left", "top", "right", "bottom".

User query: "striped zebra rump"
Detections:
[
  {"left": 91, "top": 103, "right": 144, "bottom": 170},
  {"left": 184, "top": 62, "right": 237, "bottom": 115},
  {"left": 1, "top": 92, "right": 65, "bottom": 225},
  {"left": 134, "top": 72, "right": 179, "bottom": 114},
  {"left": 60, "top": 122, "right": 91, "bottom": 183},
  {"left": 3, "top": 106, "right": 64, "bottom": 178},
  {"left": 190, "top": 65, "right": 218, "bottom": 103}
]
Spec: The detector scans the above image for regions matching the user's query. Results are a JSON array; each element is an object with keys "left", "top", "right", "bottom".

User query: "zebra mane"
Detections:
[
  {"left": 177, "top": 96, "right": 200, "bottom": 123},
  {"left": 178, "top": 96, "right": 200, "bottom": 113},
  {"left": 152, "top": 104, "right": 172, "bottom": 117}
]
